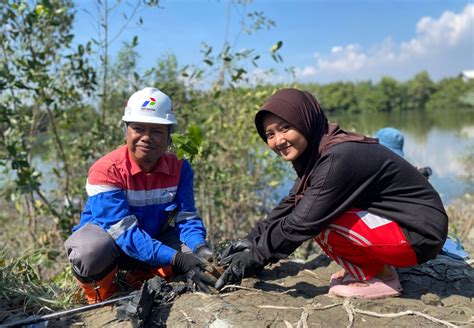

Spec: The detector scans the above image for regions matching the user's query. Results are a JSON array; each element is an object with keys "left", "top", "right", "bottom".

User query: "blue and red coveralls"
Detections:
[{"left": 65, "top": 145, "right": 207, "bottom": 279}]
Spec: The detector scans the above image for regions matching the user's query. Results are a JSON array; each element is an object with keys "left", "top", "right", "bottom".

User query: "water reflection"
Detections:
[
  {"left": 404, "top": 128, "right": 472, "bottom": 203},
  {"left": 331, "top": 109, "right": 474, "bottom": 204}
]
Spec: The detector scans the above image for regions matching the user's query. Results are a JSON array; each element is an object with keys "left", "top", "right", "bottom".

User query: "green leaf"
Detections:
[
  {"left": 188, "top": 125, "right": 202, "bottom": 146},
  {"left": 35, "top": 5, "right": 44, "bottom": 15},
  {"left": 132, "top": 36, "right": 139, "bottom": 47},
  {"left": 270, "top": 40, "right": 283, "bottom": 53}
]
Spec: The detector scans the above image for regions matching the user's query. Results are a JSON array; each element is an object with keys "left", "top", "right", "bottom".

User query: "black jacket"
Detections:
[{"left": 247, "top": 142, "right": 448, "bottom": 265}]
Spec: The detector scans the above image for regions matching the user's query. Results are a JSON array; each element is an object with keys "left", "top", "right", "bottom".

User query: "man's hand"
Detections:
[
  {"left": 195, "top": 244, "right": 214, "bottom": 262},
  {"left": 215, "top": 252, "right": 262, "bottom": 290},
  {"left": 172, "top": 252, "right": 217, "bottom": 293},
  {"left": 219, "top": 239, "right": 253, "bottom": 266}
]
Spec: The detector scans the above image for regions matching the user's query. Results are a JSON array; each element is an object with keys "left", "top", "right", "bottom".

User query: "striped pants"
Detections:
[{"left": 314, "top": 209, "right": 418, "bottom": 281}]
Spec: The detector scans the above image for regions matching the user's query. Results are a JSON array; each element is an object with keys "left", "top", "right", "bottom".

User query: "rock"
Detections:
[
  {"left": 420, "top": 293, "right": 442, "bottom": 306},
  {"left": 398, "top": 254, "right": 474, "bottom": 297}
]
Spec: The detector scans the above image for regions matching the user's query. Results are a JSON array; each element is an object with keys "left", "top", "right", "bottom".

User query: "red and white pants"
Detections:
[{"left": 314, "top": 208, "right": 418, "bottom": 281}]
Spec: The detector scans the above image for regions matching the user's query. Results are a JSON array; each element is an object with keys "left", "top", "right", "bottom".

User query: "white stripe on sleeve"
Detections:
[{"left": 86, "top": 181, "right": 121, "bottom": 196}]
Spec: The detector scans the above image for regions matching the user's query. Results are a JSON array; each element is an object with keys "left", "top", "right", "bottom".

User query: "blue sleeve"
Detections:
[
  {"left": 83, "top": 189, "right": 177, "bottom": 266},
  {"left": 174, "top": 159, "right": 207, "bottom": 252}
]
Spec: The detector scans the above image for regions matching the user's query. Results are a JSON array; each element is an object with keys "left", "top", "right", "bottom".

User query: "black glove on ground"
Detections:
[
  {"left": 172, "top": 252, "right": 217, "bottom": 293},
  {"left": 195, "top": 244, "right": 214, "bottom": 262},
  {"left": 219, "top": 238, "right": 253, "bottom": 266},
  {"left": 215, "top": 251, "right": 263, "bottom": 290}
]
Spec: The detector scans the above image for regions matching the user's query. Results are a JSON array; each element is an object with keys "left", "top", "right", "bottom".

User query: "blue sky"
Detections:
[{"left": 73, "top": 0, "right": 474, "bottom": 85}]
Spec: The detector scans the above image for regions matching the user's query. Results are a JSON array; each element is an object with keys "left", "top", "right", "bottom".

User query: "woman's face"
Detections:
[{"left": 262, "top": 113, "right": 308, "bottom": 161}]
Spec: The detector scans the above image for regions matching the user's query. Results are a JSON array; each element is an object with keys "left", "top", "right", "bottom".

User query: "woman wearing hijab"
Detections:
[{"left": 215, "top": 88, "right": 448, "bottom": 299}]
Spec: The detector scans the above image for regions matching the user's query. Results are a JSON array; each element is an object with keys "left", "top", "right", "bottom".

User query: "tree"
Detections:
[
  {"left": 426, "top": 77, "right": 474, "bottom": 111},
  {"left": 374, "top": 77, "right": 404, "bottom": 112},
  {"left": 0, "top": 0, "right": 96, "bottom": 236},
  {"left": 317, "top": 82, "right": 357, "bottom": 112},
  {"left": 404, "top": 71, "right": 435, "bottom": 111}
]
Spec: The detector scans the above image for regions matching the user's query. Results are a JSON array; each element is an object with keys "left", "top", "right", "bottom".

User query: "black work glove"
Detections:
[
  {"left": 195, "top": 244, "right": 214, "bottom": 262},
  {"left": 172, "top": 252, "right": 217, "bottom": 293},
  {"left": 215, "top": 251, "right": 263, "bottom": 290},
  {"left": 219, "top": 238, "right": 253, "bottom": 266}
]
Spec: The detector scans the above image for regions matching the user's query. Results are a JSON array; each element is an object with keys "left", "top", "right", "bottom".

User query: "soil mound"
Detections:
[{"left": 47, "top": 252, "right": 473, "bottom": 327}]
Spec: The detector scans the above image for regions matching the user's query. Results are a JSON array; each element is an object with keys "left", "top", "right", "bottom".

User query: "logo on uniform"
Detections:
[{"left": 141, "top": 97, "right": 157, "bottom": 111}]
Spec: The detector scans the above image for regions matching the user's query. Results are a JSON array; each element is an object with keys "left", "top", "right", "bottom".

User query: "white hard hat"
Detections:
[{"left": 122, "top": 87, "right": 177, "bottom": 125}]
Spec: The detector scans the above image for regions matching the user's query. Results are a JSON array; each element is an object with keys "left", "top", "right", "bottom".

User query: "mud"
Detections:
[{"left": 46, "top": 247, "right": 474, "bottom": 328}]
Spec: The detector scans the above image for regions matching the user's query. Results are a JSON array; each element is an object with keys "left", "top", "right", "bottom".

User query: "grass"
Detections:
[{"left": 0, "top": 246, "right": 80, "bottom": 318}]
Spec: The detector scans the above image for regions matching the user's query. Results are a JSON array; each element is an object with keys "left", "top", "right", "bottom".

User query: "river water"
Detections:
[
  {"left": 1, "top": 109, "right": 472, "bottom": 207},
  {"left": 330, "top": 109, "right": 473, "bottom": 205}
]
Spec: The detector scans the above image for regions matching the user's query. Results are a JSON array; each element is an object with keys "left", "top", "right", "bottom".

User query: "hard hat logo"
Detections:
[
  {"left": 141, "top": 97, "right": 157, "bottom": 109},
  {"left": 122, "top": 87, "right": 177, "bottom": 125}
]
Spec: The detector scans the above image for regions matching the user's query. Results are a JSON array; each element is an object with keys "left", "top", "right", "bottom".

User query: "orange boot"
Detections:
[
  {"left": 76, "top": 268, "right": 119, "bottom": 304},
  {"left": 153, "top": 265, "right": 174, "bottom": 281},
  {"left": 124, "top": 265, "right": 174, "bottom": 289}
]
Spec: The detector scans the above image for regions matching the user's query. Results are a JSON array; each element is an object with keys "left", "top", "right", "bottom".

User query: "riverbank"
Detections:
[{"left": 2, "top": 194, "right": 472, "bottom": 327}]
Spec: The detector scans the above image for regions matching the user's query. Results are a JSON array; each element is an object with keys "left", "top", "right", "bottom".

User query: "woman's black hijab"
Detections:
[{"left": 255, "top": 88, "right": 377, "bottom": 200}]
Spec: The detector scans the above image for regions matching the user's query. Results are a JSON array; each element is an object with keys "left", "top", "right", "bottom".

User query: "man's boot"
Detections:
[
  {"left": 76, "top": 268, "right": 119, "bottom": 304},
  {"left": 124, "top": 265, "right": 174, "bottom": 289}
]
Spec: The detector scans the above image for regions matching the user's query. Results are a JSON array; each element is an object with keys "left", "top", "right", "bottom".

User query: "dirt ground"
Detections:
[
  {"left": 47, "top": 249, "right": 473, "bottom": 327},
  {"left": 3, "top": 198, "right": 473, "bottom": 328}
]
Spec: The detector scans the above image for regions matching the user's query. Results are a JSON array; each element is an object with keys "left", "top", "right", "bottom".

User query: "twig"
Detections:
[
  {"left": 220, "top": 285, "right": 261, "bottom": 293},
  {"left": 242, "top": 288, "right": 297, "bottom": 297},
  {"left": 296, "top": 310, "right": 309, "bottom": 328},
  {"left": 179, "top": 310, "right": 195, "bottom": 324},
  {"left": 259, "top": 305, "right": 302, "bottom": 310},
  {"left": 342, "top": 299, "right": 354, "bottom": 328},
  {"left": 303, "top": 269, "right": 320, "bottom": 279},
  {"left": 353, "top": 308, "right": 459, "bottom": 327},
  {"left": 284, "top": 320, "right": 293, "bottom": 328},
  {"left": 220, "top": 284, "right": 297, "bottom": 297},
  {"left": 258, "top": 302, "right": 343, "bottom": 311}
]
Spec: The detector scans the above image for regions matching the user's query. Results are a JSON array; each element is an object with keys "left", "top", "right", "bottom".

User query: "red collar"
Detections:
[{"left": 127, "top": 149, "right": 171, "bottom": 176}]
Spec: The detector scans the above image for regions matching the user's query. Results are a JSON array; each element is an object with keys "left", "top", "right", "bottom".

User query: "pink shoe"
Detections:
[{"left": 328, "top": 275, "right": 403, "bottom": 299}]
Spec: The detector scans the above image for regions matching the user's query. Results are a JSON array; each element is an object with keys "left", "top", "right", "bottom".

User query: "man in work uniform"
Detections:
[{"left": 65, "top": 87, "right": 214, "bottom": 304}]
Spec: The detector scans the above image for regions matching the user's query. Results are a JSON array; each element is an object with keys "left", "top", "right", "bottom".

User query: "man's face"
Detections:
[{"left": 126, "top": 122, "right": 170, "bottom": 172}]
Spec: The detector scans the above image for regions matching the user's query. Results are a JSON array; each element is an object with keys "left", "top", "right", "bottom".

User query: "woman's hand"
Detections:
[
  {"left": 219, "top": 239, "right": 253, "bottom": 266},
  {"left": 215, "top": 252, "right": 262, "bottom": 290}
]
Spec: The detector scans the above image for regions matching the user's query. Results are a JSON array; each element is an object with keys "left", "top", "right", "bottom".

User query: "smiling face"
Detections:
[
  {"left": 262, "top": 113, "right": 308, "bottom": 162},
  {"left": 126, "top": 122, "right": 170, "bottom": 172}
]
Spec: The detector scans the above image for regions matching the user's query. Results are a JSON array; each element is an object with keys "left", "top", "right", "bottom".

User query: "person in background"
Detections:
[
  {"left": 216, "top": 88, "right": 448, "bottom": 299},
  {"left": 374, "top": 127, "right": 432, "bottom": 179},
  {"left": 65, "top": 87, "right": 215, "bottom": 304},
  {"left": 375, "top": 127, "right": 468, "bottom": 261}
]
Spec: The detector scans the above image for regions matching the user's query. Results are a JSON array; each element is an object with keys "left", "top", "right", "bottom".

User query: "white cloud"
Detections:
[{"left": 294, "top": 4, "right": 474, "bottom": 83}]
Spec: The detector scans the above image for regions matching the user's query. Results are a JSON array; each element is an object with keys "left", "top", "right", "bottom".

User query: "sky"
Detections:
[{"left": 73, "top": 0, "right": 474, "bottom": 85}]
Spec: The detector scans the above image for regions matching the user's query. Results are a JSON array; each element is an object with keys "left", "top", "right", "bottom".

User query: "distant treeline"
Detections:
[{"left": 295, "top": 72, "right": 474, "bottom": 113}]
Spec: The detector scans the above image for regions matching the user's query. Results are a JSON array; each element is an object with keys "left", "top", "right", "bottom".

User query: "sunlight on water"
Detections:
[{"left": 404, "top": 128, "right": 473, "bottom": 204}]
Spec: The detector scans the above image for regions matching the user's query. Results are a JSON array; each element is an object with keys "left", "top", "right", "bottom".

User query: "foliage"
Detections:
[
  {"left": 0, "top": 0, "right": 96, "bottom": 235},
  {"left": 179, "top": 87, "right": 289, "bottom": 243},
  {"left": 0, "top": 0, "right": 473, "bottom": 318},
  {"left": 426, "top": 77, "right": 474, "bottom": 111},
  {"left": 0, "top": 247, "right": 77, "bottom": 313}
]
